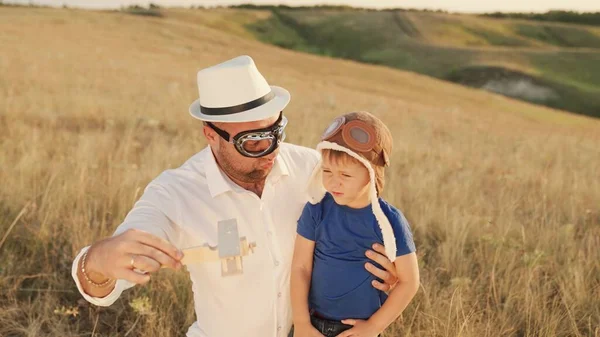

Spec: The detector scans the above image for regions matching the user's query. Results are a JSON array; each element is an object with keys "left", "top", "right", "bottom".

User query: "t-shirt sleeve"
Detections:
[
  {"left": 296, "top": 202, "right": 317, "bottom": 241},
  {"left": 386, "top": 205, "right": 416, "bottom": 257}
]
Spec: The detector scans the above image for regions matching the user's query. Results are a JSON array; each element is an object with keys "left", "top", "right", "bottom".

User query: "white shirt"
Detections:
[{"left": 71, "top": 143, "right": 319, "bottom": 337}]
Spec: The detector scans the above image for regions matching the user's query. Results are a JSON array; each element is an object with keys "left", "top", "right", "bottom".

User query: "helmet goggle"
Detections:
[
  {"left": 321, "top": 116, "right": 389, "bottom": 166},
  {"left": 207, "top": 112, "right": 287, "bottom": 158}
]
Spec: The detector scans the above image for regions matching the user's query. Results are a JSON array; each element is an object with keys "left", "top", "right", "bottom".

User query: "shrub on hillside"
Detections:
[
  {"left": 482, "top": 10, "right": 600, "bottom": 26},
  {"left": 122, "top": 5, "right": 163, "bottom": 18}
]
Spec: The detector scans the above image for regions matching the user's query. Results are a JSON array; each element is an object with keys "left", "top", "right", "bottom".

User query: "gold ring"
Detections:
[{"left": 130, "top": 255, "right": 136, "bottom": 268}]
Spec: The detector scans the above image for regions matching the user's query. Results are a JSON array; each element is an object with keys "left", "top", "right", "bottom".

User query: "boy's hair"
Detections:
[
  {"left": 321, "top": 148, "right": 361, "bottom": 167},
  {"left": 321, "top": 148, "right": 387, "bottom": 195}
]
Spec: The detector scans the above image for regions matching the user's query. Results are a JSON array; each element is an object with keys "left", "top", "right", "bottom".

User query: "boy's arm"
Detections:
[
  {"left": 291, "top": 235, "right": 316, "bottom": 326},
  {"left": 369, "top": 252, "right": 420, "bottom": 330},
  {"left": 338, "top": 252, "right": 419, "bottom": 337}
]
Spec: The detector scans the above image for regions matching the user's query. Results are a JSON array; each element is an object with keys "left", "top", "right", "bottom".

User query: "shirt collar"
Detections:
[
  {"left": 272, "top": 153, "right": 290, "bottom": 179},
  {"left": 204, "top": 147, "right": 290, "bottom": 198},
  {"left": 204, "top": 148, "right": 235, "bottom": 198}
]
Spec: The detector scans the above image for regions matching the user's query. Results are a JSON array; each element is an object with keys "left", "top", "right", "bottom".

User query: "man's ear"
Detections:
[{"left": 203, "top": 124, "right": 218, "bottom": 146}]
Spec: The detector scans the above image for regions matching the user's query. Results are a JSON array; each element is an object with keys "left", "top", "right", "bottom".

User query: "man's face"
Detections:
[{"left": 203, "top": 114, "right": 280, "bottom": 184}]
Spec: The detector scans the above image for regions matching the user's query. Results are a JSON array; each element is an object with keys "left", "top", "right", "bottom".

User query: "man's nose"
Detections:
[{"left": 265, "top": 148, "right": 280, "bottom": 160}]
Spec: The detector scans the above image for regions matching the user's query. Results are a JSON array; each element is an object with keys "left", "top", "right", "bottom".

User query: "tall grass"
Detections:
[{"left": 1, "top": 6, "right": 599, "bottom": 337}]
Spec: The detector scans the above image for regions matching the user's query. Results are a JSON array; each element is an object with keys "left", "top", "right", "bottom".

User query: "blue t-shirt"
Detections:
[{"left": 297, "top": 193, "right": 416, "bottom": 321}]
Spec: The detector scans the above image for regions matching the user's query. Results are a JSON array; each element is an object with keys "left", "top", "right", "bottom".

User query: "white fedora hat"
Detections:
[{"left": 189, "top": 55, "right": 291, "bottom": 123}]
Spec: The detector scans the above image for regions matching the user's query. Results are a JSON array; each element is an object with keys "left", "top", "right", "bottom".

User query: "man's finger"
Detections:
[
  {"left": 341, "top": 319, "right": 356, "bottom": 325},
  {"left": 366, "top": 249, "right": 395, "bottom": 276},
  {"left": 364, "top": 262, "right": 391, "bottom": 281},
  {"left": 130, "top": 254, "right": 162, "bottom": 273},
  {"left": 134, "top": 243, "right": 180, "bottom": 269},
  {"left": 371, "top": 280, "right": 391, "bottom": 292},
  {"left": 132, "top": 229, "right": 183, "bottom": 261},
  {"left": 372, "top": 243, "right": 386, "bottom": 255},
  {"left": 120, "top": 269, "right": 151, "bottom": 285}
]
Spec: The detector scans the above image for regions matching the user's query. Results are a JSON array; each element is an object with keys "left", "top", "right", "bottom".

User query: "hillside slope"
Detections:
[{"left": 246, "top": 9, "right": 600, "bottom": 118}]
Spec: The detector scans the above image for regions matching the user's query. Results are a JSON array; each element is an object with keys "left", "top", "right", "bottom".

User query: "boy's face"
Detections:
[{"left": 321, "top": 154, "right": 371, "bottom": 208}]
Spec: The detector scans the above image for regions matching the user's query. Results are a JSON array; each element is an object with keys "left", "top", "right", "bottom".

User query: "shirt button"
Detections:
[
  {"left": 267, "top": 231, "right": 272, "bottom": 237},
  {"left": 274, "top": 261, "right": 280, "bottom": 266},
  {"left": 277, "top": 326, "right": 282, "bottom": 331},
  {"left": 277, "top": 292, "right": 282, "bottom": 298}
]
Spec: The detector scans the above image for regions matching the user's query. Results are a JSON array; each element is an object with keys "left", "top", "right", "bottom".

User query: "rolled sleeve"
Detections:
[{"left": 71, "top": 246, "right": 135, "bottom": 307}]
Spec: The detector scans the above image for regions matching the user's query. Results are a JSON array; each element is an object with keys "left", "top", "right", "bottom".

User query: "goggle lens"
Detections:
[{"left": 234, "top": 118, "right": 287, "bottom": 158}]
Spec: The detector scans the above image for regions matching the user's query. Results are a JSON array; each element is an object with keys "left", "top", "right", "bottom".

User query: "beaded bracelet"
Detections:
[{"left": 81, "top": 250, "right": 114, "bottom": 288}]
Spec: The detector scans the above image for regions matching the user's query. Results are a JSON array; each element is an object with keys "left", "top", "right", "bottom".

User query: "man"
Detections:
[{"left": 71, "top": 55, "right": 399, "bottom": 337}]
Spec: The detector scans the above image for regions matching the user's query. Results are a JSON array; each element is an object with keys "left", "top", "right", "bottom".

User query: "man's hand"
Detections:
[
  {"left": 293, "top": 322, "right": 325, "bottom": 337},
  {"left": 336, "top": 319, "right": 381, "bottom": 337},
  {"left": 364, "top": 243, "right": 398, "bottom": 292},
  {"left": 78, "top": 228, "right": 183, "bottom": 296}
]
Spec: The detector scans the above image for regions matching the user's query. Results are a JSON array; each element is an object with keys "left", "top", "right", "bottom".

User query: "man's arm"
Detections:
[
  {"left": 71, "top": 184, "right": 184, "bottom": 305},
  {"left": 338, "top": 253, "right": 420, "bottom": 337},
  {"left": 73, "top": 229, "right": 183, "bottom": 299}
]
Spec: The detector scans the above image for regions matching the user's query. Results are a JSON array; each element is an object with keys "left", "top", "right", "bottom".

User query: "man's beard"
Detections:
[
  {"left": 243, "top": 167, "right": 269, "bottom": 182},
  {"left": 218, "top": 153, "right": 271, "bottom": 184}
]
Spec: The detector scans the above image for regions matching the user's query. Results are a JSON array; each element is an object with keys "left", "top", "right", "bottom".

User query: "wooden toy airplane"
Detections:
[{"left": 180, "top": 218, "right": 256, "bottom": 276}]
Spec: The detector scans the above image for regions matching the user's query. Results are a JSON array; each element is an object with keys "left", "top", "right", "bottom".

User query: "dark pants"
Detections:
[
  {"left": 309, "top": 313, "right": 353, "bottom": 337},
  {"left": 288, "top": 313, "right": 381, "bottom": 337}
]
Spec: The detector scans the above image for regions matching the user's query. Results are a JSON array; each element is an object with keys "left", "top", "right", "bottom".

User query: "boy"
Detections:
[{"left": 291, "top": 111, "right": 420, "bottom": 337}]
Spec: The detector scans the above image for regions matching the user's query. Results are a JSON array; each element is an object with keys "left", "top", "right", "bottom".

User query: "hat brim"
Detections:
[{"left": 189, "top": 86, "right": 290, "bottom": 123}]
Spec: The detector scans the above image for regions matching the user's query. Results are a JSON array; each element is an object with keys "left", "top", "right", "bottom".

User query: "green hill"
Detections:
[
  {"left": 482, "top": 10, "right": 600, "bottom": 27},
  {"left": 245, "top": 8, "right": 600, "bottom": 118}
]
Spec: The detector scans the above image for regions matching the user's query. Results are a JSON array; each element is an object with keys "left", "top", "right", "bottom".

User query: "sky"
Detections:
[{"left": 3, "top": 0, "right": 600, "bottom": 13}]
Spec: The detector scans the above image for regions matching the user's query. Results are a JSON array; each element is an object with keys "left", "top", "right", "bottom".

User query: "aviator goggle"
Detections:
[
  {"left": 321, "top": 115, "right": 389, "bottom": 167},
  {"left": 206, "top": 112, "right": 288, "bottom": 158}
]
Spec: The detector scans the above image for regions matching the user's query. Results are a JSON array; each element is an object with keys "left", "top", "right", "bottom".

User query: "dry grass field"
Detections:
[{"left": 0, "top": 6, "right": 599, "bottom": 337}]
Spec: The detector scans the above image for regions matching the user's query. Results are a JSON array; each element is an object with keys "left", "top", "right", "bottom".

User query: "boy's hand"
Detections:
[
  {"left": 365, "top": 243, "right": 398, "bottom": 293},
  {"left": 293, "top": 322, "right": 325, "bottom": 337},
  {"left": 336, "top": 319, "right": 381, "bottom": 337}
]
